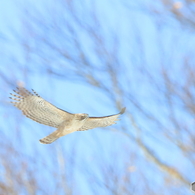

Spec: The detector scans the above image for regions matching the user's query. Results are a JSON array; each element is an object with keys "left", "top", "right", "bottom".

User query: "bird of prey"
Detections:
[{"left": 10, "top": 87, "right": 126, "bottom": 144}]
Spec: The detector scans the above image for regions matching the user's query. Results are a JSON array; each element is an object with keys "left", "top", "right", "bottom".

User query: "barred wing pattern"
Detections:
[
  {"left": 78, "top": 107, "right": 126, "bottom": 131},
  {"left": 10, "top": 88, "right": 73, "bottom": 128}
]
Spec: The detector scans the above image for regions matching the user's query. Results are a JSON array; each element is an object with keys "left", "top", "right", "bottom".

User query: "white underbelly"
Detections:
[{"left": 62, "top": 120, "right": 86, "bottom": 135}]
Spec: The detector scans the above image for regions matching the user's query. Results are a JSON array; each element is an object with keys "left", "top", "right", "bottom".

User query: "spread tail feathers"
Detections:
[{"left": 39, "top": 129, "right": 61, "bottom": 144}]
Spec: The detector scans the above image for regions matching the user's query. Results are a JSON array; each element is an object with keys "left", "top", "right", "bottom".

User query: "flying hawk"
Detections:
[{"left": 10, "top": 87, "right": 125, "bottom": 144}]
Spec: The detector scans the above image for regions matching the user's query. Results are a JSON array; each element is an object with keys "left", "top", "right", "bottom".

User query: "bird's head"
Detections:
[{"left": 75, "top": 113, "right": 89, "bottom": 121}]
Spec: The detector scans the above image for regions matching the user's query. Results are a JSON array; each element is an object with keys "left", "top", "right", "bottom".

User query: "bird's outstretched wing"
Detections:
[
  {"left": 10, "top": 87, "right": 73, "bottom": 128},
  {"left": 78, "top": 107, "right": 126, "bottom": 131}
]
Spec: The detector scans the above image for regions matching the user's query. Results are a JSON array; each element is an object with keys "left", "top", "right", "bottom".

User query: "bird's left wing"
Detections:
[
  {"left": 10, "top": 87, "right": 73, "bottom": 128},
  {"left": 78, "top": 107, "right": 126, "bottom": 131}
]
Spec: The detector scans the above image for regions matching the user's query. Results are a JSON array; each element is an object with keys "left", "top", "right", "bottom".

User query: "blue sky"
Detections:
[{"left": 0, "top": 0, "right": 193, "bottom": 194}]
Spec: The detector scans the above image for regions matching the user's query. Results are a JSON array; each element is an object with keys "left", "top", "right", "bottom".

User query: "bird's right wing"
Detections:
[
  {"left": 78, "top": 107, "right": 126, "bottom": 131},
  {"left": 10, "top": 87, "right": 73, "bottom": 128}
]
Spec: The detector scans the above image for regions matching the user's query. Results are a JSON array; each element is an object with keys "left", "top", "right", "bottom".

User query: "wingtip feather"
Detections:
[{"left": 120, "top": 107, "right": 126, "bottom": 114}]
